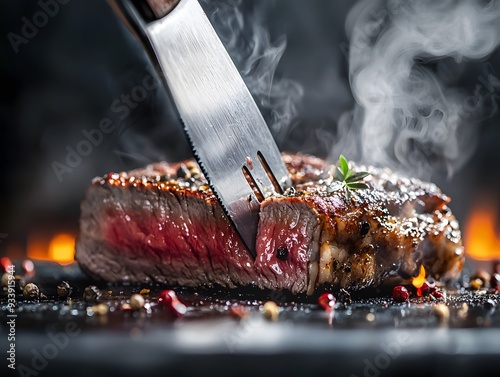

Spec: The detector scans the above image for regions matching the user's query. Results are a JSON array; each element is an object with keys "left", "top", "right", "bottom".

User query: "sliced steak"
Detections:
[{"left": 75, "top": 153, "right": 464, "bottom": 294}]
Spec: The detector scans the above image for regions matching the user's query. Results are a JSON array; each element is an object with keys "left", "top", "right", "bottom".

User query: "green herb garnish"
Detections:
[{"left": 329, "top": 155, "right": 370, "bottom": 199}]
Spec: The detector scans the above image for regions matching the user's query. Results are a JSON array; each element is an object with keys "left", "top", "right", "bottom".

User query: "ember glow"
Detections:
[
  {"left": 465, "top": 199, "right": 500, "bottom": 261},
  {"left": 27, "top": 232, "right": 75, "bottom": 265},
  {"left": 48, "top": 233, "right": 75, "bottom": 264},
  {"left": 412, "top": 265, "right": 426, "bottom": 289}
]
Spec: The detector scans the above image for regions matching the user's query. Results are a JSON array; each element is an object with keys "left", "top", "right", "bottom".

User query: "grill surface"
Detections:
[{"left": 2, "top": 261, "right": 500, "bottom": 377}]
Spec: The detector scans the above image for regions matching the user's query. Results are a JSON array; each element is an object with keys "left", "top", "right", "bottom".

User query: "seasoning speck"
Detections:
[
  {"left": 473, "top": 270, "right": 491, "bottom": 287},
  {"left": 23, "top": 283, "right": 40, "bottom": 300},
  {"left": 262, "top": 301, "right": 279, "bottom": 321},
  {"left": 57, "top": 281, "right": 72, "bottom": 298},
  {"left": 359, "top": 221, "right": 370, "bottom": 237},
  {"left": 470, "top": 278, "right": 483, "bottom": 290},
  {"left": 130, "top": 294, "right": 145, "bottom": 310},
  {"left": 392, "top": 286, "right": 409, "bottom": 302},
  {"left": 276, "top": 246, "right": 289, "bottom": 260},
  {"left": 318, "top": 293, "right": 336, "bottom": 311},
  {"left": 121, "top": 303, "right": 132, "bottom": 312},
  {"left": 83, "top": 285, "right": 101, "bottom": 303}
]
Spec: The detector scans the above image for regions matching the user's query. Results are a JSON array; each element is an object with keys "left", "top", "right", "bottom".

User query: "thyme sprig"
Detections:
[{"left": 328, "top": 155, "right": 370, "bottom": 199}]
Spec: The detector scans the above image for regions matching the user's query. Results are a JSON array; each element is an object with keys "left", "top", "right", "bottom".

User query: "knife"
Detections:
[{"left": 109, "top": 0, "right": 292, "bottom": 257}]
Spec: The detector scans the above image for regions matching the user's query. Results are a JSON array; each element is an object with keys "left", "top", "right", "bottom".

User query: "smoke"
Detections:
[
  {"left": 334, "top": 0, "right": 500, "bottom": 179},
  {"left": 200, "top": 0, "right": 304, "bottom": 143}
]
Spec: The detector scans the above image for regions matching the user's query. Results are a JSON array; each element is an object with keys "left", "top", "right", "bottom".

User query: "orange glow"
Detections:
[
  {"left": 48, "top": 234, "right": 75, "bottom": 264},
  {"left": 412, "top": 265, "right": 426, "bottom": 288},
  {"left": 27, "top": 233, "right": 50, "bottom": 261},
  {"left": 27, "top": 232, "right": 75, "bottom": 265},
  {"left": 465, "top": 200, "right": 500, "bottom": 261}
]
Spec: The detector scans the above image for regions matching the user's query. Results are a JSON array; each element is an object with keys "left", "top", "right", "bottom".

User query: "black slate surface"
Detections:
[{"left": 2, "top": 261, "right": 500, "bottom": 377}]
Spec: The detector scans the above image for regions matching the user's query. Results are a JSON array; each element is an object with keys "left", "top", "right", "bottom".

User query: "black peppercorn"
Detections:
[
  {"left": 23, "top": 283, "right": 40, "bottom": 300},
  {"left": 276, "top": 246, "right": 289, "bottom": 260},
  {"left": 83, "top": 285, "right": 101, "bottom": 303},
  {"left": 359, "top": 221, "right": 370, "bottom": 237},
  {"left": 57, "top": 281, "right": 72, "bottom": 298}
]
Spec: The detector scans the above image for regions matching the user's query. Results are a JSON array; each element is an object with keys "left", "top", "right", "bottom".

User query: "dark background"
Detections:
[{"left": 0, "top": 0, "right": 499, "bottom": 257}]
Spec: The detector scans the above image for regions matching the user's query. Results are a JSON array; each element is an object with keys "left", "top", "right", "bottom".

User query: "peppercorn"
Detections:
[
  {"left": 158, "top": 290, "right": 187, "bottom": 318},
  {"left": 392, "top": 286, "right": 409, "bottom": 302},
  {"left": 57, "top": 281, "right": 72, "bottom": 298},
  {"left": 23, "top": 283, "right": 40, "bottom": 300},
  {"left": 229, "top": 305, "right": 249, "bottom": 319},
  {"left": 473, "top": 270, "right": 491, "bottom": 288},
  {"left": 158, "top": 290, "right": 177, "bottom": 306},
  {"left": 83, "top": 285, "right": 101, "bottom": 303},
  {"left": 276, "top": 246, "right": 289, "bottom": 260},
  {"left": 130, "top": 294, "right": 145, "bottom": 310},
  {"left": 318, "top": 293, "right": 336, "bottom": 311},
  {"left": 430, "top": 288, "right": 444, "bottom": 300},
  {"left": 262, "top": 301, "right": 279, "bottom": 321},
  {"left": 470, "top": 278, "right": 483, "bottom": 290},
  {"left": 121, "top": 303, "right": 132, "bottom": 312},
  {"left": 359, "top": 221, "right": 370, "bottom": 237},
  {"left": 417, "top": 280, "right": 436, "bottom": 296}
]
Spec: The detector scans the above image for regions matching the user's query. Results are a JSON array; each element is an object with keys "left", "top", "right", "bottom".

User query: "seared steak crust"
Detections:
[{"left": 75, "top": 153, "right": 464, "bottom": 294}]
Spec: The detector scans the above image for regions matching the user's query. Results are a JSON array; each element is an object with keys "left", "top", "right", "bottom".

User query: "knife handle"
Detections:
[
  {"left": 140, "top": 0, "right": 180, "bottom": 19},
  {"left": 108, "top": 0, "right": 180, "bottom": 40}
]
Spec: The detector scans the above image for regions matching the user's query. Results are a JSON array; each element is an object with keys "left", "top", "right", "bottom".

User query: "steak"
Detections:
[{"left": 75, "top": 153, "right": 464, "bottom": 295}]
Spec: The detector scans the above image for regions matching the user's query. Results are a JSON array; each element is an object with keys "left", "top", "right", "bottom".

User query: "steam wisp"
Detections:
[
  {"left": 337, "top": 0, "right": 500, "bottom": 178},
  {"left": 201, "top": 0, "right": 304, "bottom": 143}
]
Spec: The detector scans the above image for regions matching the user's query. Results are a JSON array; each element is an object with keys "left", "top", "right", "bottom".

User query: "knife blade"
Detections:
[{"left": 109, "top": 0, "right": 292, "bottom": 257}]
